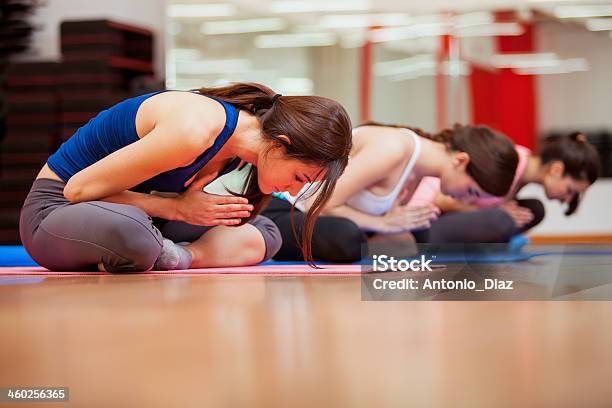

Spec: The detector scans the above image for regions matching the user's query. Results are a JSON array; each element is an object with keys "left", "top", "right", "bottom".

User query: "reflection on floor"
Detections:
[{"left": 2, "top": 270, "right": 612, "bottom": 406}]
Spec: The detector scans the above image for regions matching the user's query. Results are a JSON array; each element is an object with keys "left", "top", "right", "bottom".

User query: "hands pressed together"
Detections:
[
  {"left": 499, "top": 201, "right": 534, "bottom": 228},
  {"left": 174, "top": 172, "right": 254, "bottom": 226}
]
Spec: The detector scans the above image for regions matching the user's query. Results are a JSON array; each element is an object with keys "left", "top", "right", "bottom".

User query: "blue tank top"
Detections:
[{"left": 47, "top": 91, "right": 241, "bottom": 193}]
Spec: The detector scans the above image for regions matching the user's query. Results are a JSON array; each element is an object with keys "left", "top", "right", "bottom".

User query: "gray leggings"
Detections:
[{"left": 19, "top": 178, "right": 282, "bottom": 272}]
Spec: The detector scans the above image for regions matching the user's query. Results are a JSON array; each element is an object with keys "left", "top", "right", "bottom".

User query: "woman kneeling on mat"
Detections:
[
  {"left": 262, "top": 122, "right": 519, "bottom": 262},
  {"left": 19, "top": 83, "right": 352, "bottom": 271},
  {"left": 409, "top": 132, "right": 601, "bottom": 244}
]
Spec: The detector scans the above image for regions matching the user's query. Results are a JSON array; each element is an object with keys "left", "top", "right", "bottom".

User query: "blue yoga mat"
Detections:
[
  {"left": 0, "top": 246, "right": 39, "bottom": 267},
  {"left": 2, "top": 245, "right": 612, "bottom": 268}
]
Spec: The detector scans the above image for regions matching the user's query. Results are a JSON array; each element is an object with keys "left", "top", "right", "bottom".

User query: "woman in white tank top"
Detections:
[
  {"left": 262, "top": 122, "right": 520, "bottom": 262},
  {"left": 279, "top": 123, "right": 519, "bottom": 235}
]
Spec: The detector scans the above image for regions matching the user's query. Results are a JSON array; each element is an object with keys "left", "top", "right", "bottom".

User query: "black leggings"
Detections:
[
  {"left": 262, "top": 197, "right": 545, "bottom": 262},
  {"left": 412, "top": 198, "right": 546, "bottom": 243},
  {"left": 261, "top": 198, "right": 366, "bottom": 263}
]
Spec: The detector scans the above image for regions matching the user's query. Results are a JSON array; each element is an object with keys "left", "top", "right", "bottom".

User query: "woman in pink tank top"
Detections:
[{"left": 409, "top": 133, "right": 601, "bottom": 244}]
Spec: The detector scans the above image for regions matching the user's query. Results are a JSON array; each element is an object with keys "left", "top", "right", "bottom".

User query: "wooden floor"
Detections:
[{"left": 2, "top": 273, "right": 612, "bottom": 407}]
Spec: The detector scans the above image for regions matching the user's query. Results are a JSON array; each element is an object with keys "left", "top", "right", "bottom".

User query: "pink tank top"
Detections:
[{"left": 408, "top": 145, "right": 531, "bottom": 207}]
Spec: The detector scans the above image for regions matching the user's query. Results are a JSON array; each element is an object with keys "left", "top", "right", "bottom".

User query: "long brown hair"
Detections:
[
  {"left": 197, "top": 83, "right": 352, "bottom": 264},
  {"left": 539, "top": 132, "right": 600, "bottom": 215},
  {"left": 359, "top": 122, "right": 519, "bottom": 197}
]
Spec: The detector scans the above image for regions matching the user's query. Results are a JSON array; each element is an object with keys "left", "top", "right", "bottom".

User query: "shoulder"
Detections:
[
  {"left": 146, "top": 91, "right": 229, "bottom": 149},
  {"left": 515, "top": 145, "right": 532, "bottom": 159},
  {"left": 354, "top": 125, "right": 413, "bottom": 144},
  {"left": 353, "top": 126, "right": 413, "bottom": 165}
]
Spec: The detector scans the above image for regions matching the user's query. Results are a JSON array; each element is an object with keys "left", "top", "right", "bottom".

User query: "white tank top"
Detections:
[
  {"left": 275, "top": 128, "right": 421, "bottom": 215},
  {"left": 345, "top": 128, "right": 421, "bottom": 215}
]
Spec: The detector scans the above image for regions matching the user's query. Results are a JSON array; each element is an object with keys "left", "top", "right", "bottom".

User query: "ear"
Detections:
[
  {"left": 453, "top": 152, "right": 470, "bottom": 171},
  {"left": 276, "top": 134, "right": 291, "bottom": 145},
  {"left": 548, "top": 160, "right": 565, "bottom": 177}
]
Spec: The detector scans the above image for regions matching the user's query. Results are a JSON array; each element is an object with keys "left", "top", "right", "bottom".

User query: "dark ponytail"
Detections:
[
  {"left": 358, "top": 122, "right": 518, "bottom": 197},
  {"left": 198, "top": 82, "right": 279, "bottom": 115},
  {"left": 539, "top": 132, "right": 600, "bottom": 215},
  {"left": 198, "top": 83, "right": 352, "bottom": 265}
]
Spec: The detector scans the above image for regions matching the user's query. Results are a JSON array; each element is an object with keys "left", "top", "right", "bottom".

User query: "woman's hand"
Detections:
[
  {"left": 500, "top": 201, "right": 534, "bottom": 227},
  {"left": 174, "top": 172, "right": 254, "bottom": 226},
  {"left": 381, "top": 204, "right": 440, "bottom": 234}
]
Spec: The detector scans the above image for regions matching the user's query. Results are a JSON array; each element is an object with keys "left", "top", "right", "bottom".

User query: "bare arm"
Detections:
[
  {"left": 61, "top": 98, "right": 253, "bottom": 225},
  {"left": 101, "top": 190, "right": 178, "bottom": 220},
  {"left": 323, "top": 204, "right": 391, "bottom": 232},
  {"left": 63, "top": 92, "right": 232, "bottom": 203},
  {"left": 99, "top": 172, "right": 252, "bottom": 226},
  {"left": 324, "top": 202, "right": 436, "bottom": 233},
  {"left": 310, "top": 147, "right": 399, "bottom": 231},
  {"left": 63, "top": 119, "right": 214, "bottom": 203},
  {"left": 313, "top": 128, "right": 434, "bottom": 232},
  {"left": 433, "top": 193, "right": 479, "bottom": 213},
  {"left": 320, "top": 132, "right": 405, "bottom": 212}
]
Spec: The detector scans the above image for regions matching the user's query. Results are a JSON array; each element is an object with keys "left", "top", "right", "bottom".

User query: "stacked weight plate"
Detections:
[
  {"left": 0, "top": 61, "right": 61, "bottom": 243},
  {"left": 0, "top": 19, "right": 155, "bottom": 244},
  {"left": 59, "top": 20, "right": 154, "bottom": 141}
]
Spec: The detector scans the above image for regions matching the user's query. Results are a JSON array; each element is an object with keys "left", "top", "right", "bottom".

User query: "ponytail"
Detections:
[{"left": 197, "top": 83, "right": 352, "bottom": 265}]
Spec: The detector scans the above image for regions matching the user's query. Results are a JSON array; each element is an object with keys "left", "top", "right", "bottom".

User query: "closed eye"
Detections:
[
  {"left": 296, "top": 174, "right": 312, "bottom": 183},
  {"left": 468, "top": 188, "right": 480, "bottom": 197}
]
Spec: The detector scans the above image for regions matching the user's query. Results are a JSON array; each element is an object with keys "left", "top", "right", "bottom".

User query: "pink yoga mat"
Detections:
[{"left": 0, "top": 265, "right": 366, "bottom": 276}]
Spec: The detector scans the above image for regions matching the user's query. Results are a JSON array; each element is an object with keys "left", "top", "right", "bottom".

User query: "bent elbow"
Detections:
[{"left": 63, "top": 181, "right": 83, "bottom": 203}]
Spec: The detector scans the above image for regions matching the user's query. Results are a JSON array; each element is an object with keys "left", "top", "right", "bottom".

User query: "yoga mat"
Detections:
[
  {"left": 0, "top": 246, "right": 38, "bottom": 267},
  {"left": 0, "top": 264, "right": 364, "bottom": 276},
  {"left": 3, "top": 245, "right": 612, "bottom": 271}
]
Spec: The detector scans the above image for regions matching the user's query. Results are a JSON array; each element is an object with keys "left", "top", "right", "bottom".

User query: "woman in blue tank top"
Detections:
[{"left": 19, "top": 83, "right": 352, "bottom": 272}]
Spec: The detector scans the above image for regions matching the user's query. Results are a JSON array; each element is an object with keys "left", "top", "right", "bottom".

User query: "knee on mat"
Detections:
[
  {"left": 103, "top": 218, "right": 163, "bottom": 272},
  {"left": 250, "top": 215, "right": 283, "bottom": 262},
  {"left": 432, "top": 208, "right": 515, "bottom": 243},
  {"left": 30, "top": 200, "right": 164, "bottom": 272},
  {"left": 489, "top": 209, "right": 516, "bottom": 243},
  {"left": 523, "top": 199, "right": 546, "bottom": 227},
  {"left": 91, "top": 211, "right": 163, "bottom": 272}
]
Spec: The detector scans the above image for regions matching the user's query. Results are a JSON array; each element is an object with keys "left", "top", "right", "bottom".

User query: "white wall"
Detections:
[
  {"left": 529, "top": 20, "right": 612, "bottom": 236},
  {"left": 20, "top": 0, "right": 167, "bottom": 79},
  {"left": 369, "top": 44, "right": 471, "bottom": 132},
  {"left": 518, "top": 180, "right": 612, "bottom": 236},
  {"left": 536, "top": 20, "right": 612, "bottom": 133},
  {"left": 312, "top": 44, "right": 441, "bottom": 130},
  {"left": 169, "top": 23, "right": 313, "bottom": 93},
  {"left": 312, "top": 46, "right": 360, "bottom": 125},
  {"left": 371, "top": 47, "right": 437, "bottom": 131}
]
